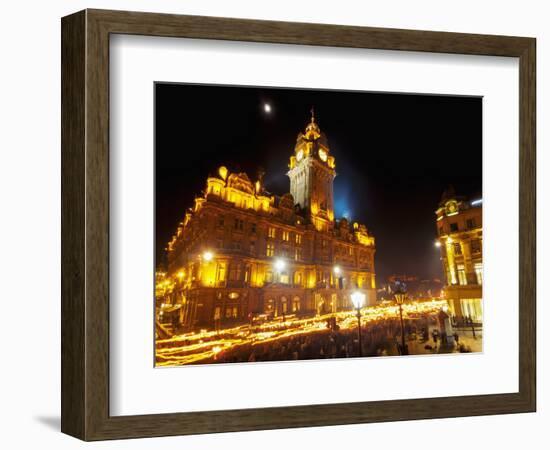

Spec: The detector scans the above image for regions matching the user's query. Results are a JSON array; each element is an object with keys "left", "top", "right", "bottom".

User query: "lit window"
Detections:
[
  {"left": 282, "top": 230, "right": 290, "bottom": 241},
  {"left": 474, "top": 263, "right": 483, "bottom": 285},
  {"left": 268, "top": 227, "right": 276, "bottom": 238},
  {"left": 281, "top": 299, "right": 288, "bottom": 313},
  {"left": 266, "top": 243, "right": 275, "bottom": 257},
  {"left": 213, "top": 306, "right": 221, "bottom": 320},
  {"left": 216, "top": 263, "right": 226, "bottom": 282},
  {"left": 453, "top": 243, "right": 462, "bottom": 255},
  {"left": 295, "top": 248, "right": 302, "bottom": 261},
  {"left": 457, "top": 264, "right": 467, "bottom": 285}
]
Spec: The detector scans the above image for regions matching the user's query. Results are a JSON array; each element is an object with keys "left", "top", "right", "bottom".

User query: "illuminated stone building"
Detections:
[
  {"left": 435, "top": 190, "right": 483, "bottom": 321},
  {"left": 158, "top": 111, "right": 376, "bottom": 329}
]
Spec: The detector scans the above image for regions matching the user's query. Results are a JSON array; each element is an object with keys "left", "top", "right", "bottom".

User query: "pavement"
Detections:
[{"left": 386, "top": 326, "right": 483, "bottom": 356}]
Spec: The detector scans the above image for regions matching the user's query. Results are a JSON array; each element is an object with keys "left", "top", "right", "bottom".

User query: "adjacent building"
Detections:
[
  {"left": 435, "top": 189, "right": 483, "bottom": 322},
  {"left": 157, "top": 111, "right": 376, "bottom": 329}
]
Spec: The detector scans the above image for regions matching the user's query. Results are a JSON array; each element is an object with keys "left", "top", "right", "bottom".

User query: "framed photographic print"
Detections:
[{"left": 61, "top": 9, "right": 536, "bottom": 441}]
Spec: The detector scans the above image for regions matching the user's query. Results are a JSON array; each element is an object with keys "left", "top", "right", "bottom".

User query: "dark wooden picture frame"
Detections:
[{"left": 61, "top": 9, "right": 536, "bottom": 441}]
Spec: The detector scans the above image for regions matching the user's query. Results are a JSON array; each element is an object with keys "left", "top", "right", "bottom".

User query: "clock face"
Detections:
[
  {"left": 318, "top": 149, "right": 328, "bottom": 162},
  {"left": 446, "top": 200, "right": 458, "bottom": 214},
  {"left": 296, "top": 149, "right": 304, "bottom": 161}
]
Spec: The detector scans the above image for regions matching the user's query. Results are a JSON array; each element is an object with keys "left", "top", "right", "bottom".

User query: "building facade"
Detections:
[
  {"left": 435, "top": 190, "right": 483, "bottom": 322},
  {"left": 157, "top": 112, "right": 376, "bottom": 330}
]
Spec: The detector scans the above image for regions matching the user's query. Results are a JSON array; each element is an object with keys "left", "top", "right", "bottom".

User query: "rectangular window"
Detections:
[
  {"left": 268, "top": 227, "right": 276, "bottom": 239},
  {"left": 295, "top": 247, "right": 302, "bottom": 261},
  {"left": 266, "top": 271, "right": 273, "bottom": 283},
  {"left": 282, "top": 230, "right": 290, "bottom": 241},
  {"left": 213, "top": 306, "right": 221, "bottom": 320},
  {"left": 348, "top": 247, "right": 353, "bottom": 256},
  {"left": 266, "top": 243, "right": 275, "bottom": 257},
  {"left": 218, "top": 216, "right": 224, "bottom": 227},
  {"left": 457, "top": 264, "right": 467, "bottom": 285},
  {"left": 295, "top": 234, "right": 302, "bottom": 244},
  {"left": 294, "top": 272, "right": 302, "bottom": 286},
  {"left": 249, "top": 242, "right": 255, "bottom": 254},
  {"left": 216, "top": 263, "right": 226, "bottom": 282},
  {"left": 466, "top": 218, "right": 476, "bottom": 229},
  {"left": 229, "top": 264, "right": 241, "bottom": 281},
  {"left": 280, "top": 273, "right": 290, "bottom": 284},
  {"left": 250, "top": 223, "right": 256, "bottom": 233},
  {"left": 450, "top": 222, "right": 459, "bottom": 232},
  {"left": 453, "top": 242, "right": 462, "bottom": 255},
  {"left": 474, "top": 262, "right": 483, "bottom": 285},
  {"left": 471, "top": 238, "right": 481, "bottom": 253}
]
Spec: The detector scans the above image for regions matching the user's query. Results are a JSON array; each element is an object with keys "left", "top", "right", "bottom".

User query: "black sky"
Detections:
[{"left": 155, "top": 83, "right": 482, "bottom": 283}]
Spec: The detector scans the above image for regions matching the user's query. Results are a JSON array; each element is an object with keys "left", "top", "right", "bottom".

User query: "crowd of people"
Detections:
[{"left": 208, "top": 316, "right": 444, "bottom": 364}]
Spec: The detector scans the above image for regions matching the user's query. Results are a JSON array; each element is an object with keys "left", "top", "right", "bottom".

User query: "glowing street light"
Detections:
[
  {"left": 333, "top": 266, "right": 341, "bottom": 275},
  {"left": 202, "top": 251, "right": 214, "bottom": 262},
  {"left": 263, "top": 103, "right": 272, "bottom": 114},
  {"left": 434, "top": 241, "right": 441, "bottom": 248},
  {"left": 274, "top": 259, "right": 286, "bottom": 272},
  {"left": 351, "top": 290, "right": 366, "bottom": 357}
]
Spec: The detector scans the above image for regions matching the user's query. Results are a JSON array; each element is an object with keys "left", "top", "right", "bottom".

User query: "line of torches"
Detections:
[{"left": 155, "top": 299, "right": 448, "bottom": 366}]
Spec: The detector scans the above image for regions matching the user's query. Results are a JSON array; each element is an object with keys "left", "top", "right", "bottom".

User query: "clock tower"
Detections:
[{"left": 288, "top": 109, "right": 336, "bottom": 231}]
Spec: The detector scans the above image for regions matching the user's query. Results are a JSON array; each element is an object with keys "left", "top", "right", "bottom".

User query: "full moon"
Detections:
[{"left": 263, "top": 103, "right": 272, "bottom": 113}]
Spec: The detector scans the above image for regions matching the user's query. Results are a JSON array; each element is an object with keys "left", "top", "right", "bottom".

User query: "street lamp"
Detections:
[
  {"left": 333, "top": 266, "right": 341, "bottom": 275},
  {"left": 274, "top": 259, "right": 286, "bottom": 272},
  {"left": 351, "top": 290, "right": 366, "bottom": 357},
  {"left": 394, "top": 290, "right": 409, "bottom": 355},
  {"left": 434, "top": 240, "right": 441, "bottom": 248},
  {"left": 203, "top": 251, "right": 214, "bottom": 262}
]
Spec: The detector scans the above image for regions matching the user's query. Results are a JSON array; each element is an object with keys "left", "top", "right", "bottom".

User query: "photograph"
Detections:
[{"left": 154, "top": 83, "right": 483, "bottom": 367}]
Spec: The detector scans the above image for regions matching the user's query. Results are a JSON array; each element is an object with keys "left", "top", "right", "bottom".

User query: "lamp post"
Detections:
[
  {"left": 394, "top": 290, "right": 409, "bottom": 355},
  {"left": 274, "top": 259, "right": 286, "bottom": 317},
  {"left": 351, "top": 291, "right": 366, "bottom": 357}
]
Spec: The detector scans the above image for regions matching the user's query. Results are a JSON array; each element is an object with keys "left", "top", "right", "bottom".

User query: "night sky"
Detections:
[{"left": 155, "top": 83, "right": 482, "bottom": 283}]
